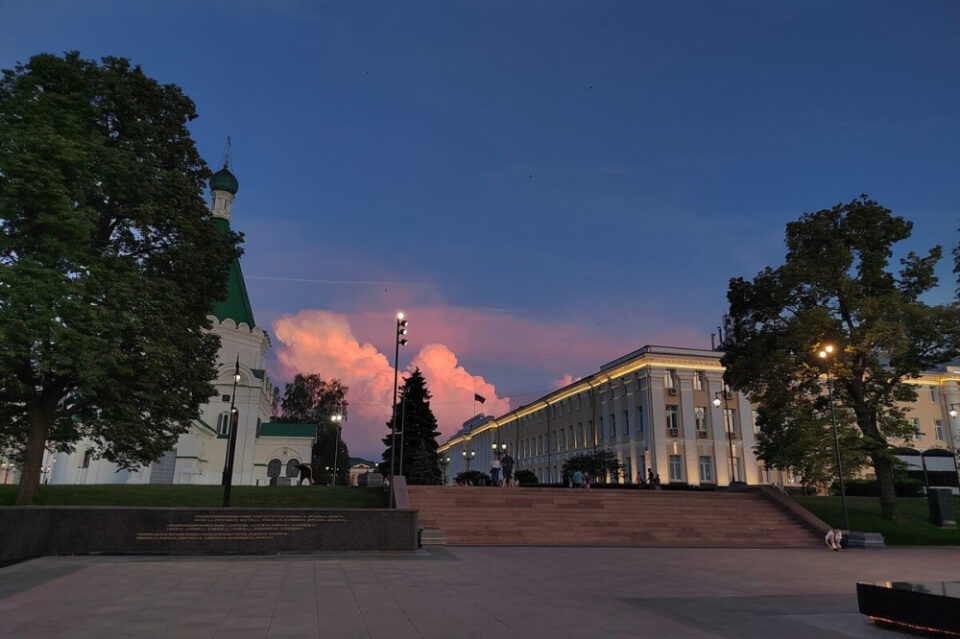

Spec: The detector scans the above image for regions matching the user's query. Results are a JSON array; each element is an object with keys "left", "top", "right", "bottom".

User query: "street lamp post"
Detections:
[
  {"left": 440, "top": 456, "right": 450, "bottom": 485},
  {"left": 222, "top": 356, "right": 243, "bottom": 507},
  {"left": 330, "top": 414, "right": 344, "bottom": 486},
  {"left": 819, "top": 344, "right": 850, "bottom": 531},
  {"left": 389, "top": 312, "right": 409, "bottom": 508},
  {"left": 462, "top": 449, "right": 475, "bottom": 472},
  {"left": 713, "top": 391, "right": 738, "bottom": 485}
]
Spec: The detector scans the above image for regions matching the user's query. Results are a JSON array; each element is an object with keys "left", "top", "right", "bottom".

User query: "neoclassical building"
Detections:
[
  {"left": 5, "top": 165, "right": 317, "bottom": 488},
  {"left": 438, "top": 345, "right": 960, "bottom": 489}
]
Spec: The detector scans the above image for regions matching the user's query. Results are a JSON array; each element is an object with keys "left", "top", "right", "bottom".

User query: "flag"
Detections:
[{"left": 474, "top": 393, "right": 486, "bottom": 404}]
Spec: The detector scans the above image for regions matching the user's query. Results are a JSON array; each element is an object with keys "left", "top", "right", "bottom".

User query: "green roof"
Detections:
[
  {"left": 251, "top": 369, "right": 265, "bottom": 380},
  {"left": 211, "top": 218, "right": 256, "bottom": 328},
  {"left": 210, "top": 167, "right": 239, "bottom": 194},
  {"left": 259, "top": 423, "right": 317, "bottom": 438}
]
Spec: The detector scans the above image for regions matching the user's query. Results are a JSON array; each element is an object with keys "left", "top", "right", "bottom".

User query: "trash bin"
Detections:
[{"left": 928, "top": 488, "right": 956, "bottom": 528}]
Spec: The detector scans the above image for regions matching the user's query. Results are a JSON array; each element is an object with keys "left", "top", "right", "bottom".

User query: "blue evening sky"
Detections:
[{"left": 3, "top": 1, "right": 958, "bottom": 395}]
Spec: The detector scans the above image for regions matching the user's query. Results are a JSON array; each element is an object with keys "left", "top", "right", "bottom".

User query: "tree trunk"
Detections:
[
  {"left": 15, "top": 397, "right": 53, "bottom": 506},
  {"left": 873, "top": 455, "right": 898, "bottom": 522}
]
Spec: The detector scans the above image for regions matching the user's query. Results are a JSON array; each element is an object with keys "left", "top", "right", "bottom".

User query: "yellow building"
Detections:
[{"left": 437, "top": 345, "right": 960, "bottom": 489}]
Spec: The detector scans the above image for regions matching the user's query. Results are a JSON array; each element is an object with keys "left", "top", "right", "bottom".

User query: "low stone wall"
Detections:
[{"left": 0, "top": 507, "right": 417, "bottom": 562}]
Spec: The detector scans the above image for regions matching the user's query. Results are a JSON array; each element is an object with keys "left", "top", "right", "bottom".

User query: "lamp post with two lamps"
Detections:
[
  {"left": 462, "top": 449, "right": 475, "bottom": 472},
  {"left": 389, "top": 312, "right": 409, "bottom": 508},
  {"left": 1, "top": 461, "right": 13, "bottom": 484},
  {"left": 818, "top": 344, "right": 850, "bottom": 532},
  {"left": 222, "top": 356, "right": 243, "bottom": 507},
  {"left": 712, "top": 391, "right": 738, "bottom": 484}
]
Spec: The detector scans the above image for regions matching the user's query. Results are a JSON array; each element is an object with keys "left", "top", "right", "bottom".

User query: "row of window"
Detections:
[{"left": 911, "top": 418, "right": 947, "bottom": 442}]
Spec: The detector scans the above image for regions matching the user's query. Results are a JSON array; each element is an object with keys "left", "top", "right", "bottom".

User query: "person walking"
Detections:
[
  {"left": 647, "top": 468, "right": 654, "bottom": 489},
  {"left": 654, "top": 473, "right": 661, "bottom": 490},
  {"left": 502, "top": 451, "right": 515, "bottom": 487},
  {"left": 573, "top": 469, "right": 584, "bottom": 488},
  {"left": 490, "top": 455, "right": 501, "bottom": 487}
]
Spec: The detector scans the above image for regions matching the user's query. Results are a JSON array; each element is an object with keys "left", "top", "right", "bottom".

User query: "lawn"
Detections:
[
  {"left": 793, "top": 495, "right": 960, "bottom": 546},
  {"left": 0, "top": 484, "right": 387, "bottom": 509}
]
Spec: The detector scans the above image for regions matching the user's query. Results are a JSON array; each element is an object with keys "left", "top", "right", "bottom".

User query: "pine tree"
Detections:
[{"left": 380, "top": 369, "right": 442, "bottom": 485}]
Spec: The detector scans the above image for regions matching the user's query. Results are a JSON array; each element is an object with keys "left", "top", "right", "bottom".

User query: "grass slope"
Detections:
[
  {"left": 0, "top": 484, "right": 387, "bottom": 508},
  {"left": 794, "top": 495, "right": 960, "bottom": 546}
]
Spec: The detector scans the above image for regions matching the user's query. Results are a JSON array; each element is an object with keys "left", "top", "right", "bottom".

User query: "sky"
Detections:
[{"left": 3, "top": 1, "right": 958, "bottom": 459}]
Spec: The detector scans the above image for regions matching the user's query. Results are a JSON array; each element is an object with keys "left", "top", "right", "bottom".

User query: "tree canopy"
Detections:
[
  {"left": 380, "top": 368, "right": 442, "bottom": 485},
  {"left": 0, "top": 52, "right": 241, "bottom": 505},
  {"left": 723, "top": 197, "right": 960, "bottom": 520},
  {"left": 275, "top": 374, "right": 349, "bottom": 485}
]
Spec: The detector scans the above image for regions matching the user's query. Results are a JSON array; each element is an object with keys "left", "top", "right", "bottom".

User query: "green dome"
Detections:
[{"left": 210, "top": 167, "right": 239, "bottom": 195}]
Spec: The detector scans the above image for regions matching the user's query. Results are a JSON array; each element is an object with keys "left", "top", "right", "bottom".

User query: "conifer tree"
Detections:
[{"left": 380, "top": 369, "right": 442, "bottom": 485}]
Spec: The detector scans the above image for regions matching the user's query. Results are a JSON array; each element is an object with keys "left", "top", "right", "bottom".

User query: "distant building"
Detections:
[
  {"left": 348, "top": 458, "right": 379, "bottom": 486},
  {"left": 438, "top": 346, "right": 960, "bottom": 490},
  {"left": 0, "top": 164, "right": 316, "bottom": 488}
]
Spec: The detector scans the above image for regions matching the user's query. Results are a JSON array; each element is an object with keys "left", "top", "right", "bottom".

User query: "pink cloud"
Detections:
[
  {"left": 553, "top": 374, "right": 582, "bottom": 389},
  {"left": 271, "top": 310, "right": 510, "bottom": 460}
]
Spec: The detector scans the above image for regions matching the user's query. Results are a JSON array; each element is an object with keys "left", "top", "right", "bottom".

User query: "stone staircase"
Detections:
[{"left": 406, "top": 486, "right": 821, "bottom": 547}]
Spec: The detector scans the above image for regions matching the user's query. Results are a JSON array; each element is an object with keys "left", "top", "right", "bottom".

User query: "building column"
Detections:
[
  {"left": 706, "top": 373, "right": 732, "bottom": 485},
  {"left": 677, "top": 371, "right": 699, "bottom": 485},
  {"left": 647, "top": 370, "right": 669, "bottom": 483}
]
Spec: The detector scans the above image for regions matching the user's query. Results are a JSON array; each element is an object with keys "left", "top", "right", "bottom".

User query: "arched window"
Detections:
[
  {"left": 217, "top": 412, "right": 231, "bottom": 435},
  {"left": 267, "top": 458, "right": 282, "bottom": 478},
  {"left": 286, "top": 458, "right": 300, "bottom": 477}
]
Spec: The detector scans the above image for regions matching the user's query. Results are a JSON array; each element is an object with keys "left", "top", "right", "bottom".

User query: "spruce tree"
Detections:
[{"left": 380, "top": 369, "right": 442, "bottom": 485}]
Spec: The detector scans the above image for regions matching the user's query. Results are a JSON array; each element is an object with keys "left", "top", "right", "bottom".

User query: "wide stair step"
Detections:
[{"left": 408, "top": 487, "right": 820, "bottom": 547}]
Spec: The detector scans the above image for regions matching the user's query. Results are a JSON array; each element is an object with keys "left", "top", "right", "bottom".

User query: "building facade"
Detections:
[{"left": 438, "top": 346, "right": 960, "bottom": 489}]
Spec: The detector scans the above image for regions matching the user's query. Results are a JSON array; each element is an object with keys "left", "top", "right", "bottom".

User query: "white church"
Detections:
[{"left": 34, "top": 165, "right": 317, "bottom": 487}]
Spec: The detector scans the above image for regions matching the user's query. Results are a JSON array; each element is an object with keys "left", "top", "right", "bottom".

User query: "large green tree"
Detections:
[
  {"left": 723, "top": 197, "right": 960, "bottom": 521},
  {"left": 276, "top": 374, "right": 349, "bottom": 485},
  {"left": 380, "top": 368, "right": 442, "bottom": 485},
  {"left": 0, "top": 53, "right": 240, "bottom": 505}
]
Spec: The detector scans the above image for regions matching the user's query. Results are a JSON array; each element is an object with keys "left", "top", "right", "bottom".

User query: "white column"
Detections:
[
  {"left": 706, "top": 373, "right": 732, "bottom": 485},
  {"left": 737, "top": 393, "right": 760, "bottom": 484},
  {"left": 648, "top": 369, "right": 669, "bottom": 482},
  {"left": 677, "top": 371, "right": 699, "bottom": 485}
]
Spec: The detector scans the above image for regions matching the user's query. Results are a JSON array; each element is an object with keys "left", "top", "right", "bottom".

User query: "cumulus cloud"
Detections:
[
  {"left": 271, "top": 310, "right": 510, "bottom": 460},
  {"left": 553, "top": 374, "right": 582, "bottom": 389}
]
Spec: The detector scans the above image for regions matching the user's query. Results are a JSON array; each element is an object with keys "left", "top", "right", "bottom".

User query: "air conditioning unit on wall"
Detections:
[{"left": 668, "top": 387, "right": 678, "bottom": 396}]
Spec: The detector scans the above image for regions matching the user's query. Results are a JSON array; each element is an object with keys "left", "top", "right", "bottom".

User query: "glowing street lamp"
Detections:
[
  {"left": 222, "top": 356, "right": 243, "bottom": 507},
  {"left": 818, "top": 343, "right": 850, "bottom": 531},
  {"left": 439, "top": 456, "right": 451, "bottom": 485},
  {"left": 389, "top": 312, "right": 409, "bottom": 508},
  {"left": 330, "top": 414, "right": 344, "bottom": 486},
  {"left": 462, "top": 449, "right": 475, "bottom": 472}
]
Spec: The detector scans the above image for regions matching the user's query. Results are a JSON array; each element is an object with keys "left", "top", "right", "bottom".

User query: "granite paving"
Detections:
[{"left": 0, "top": 546, "right": 957, "bottom": 638}]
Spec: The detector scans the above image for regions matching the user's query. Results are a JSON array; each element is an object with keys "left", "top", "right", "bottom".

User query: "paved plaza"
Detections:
[{"left": 1, "top": 546, "right": 957, "bottom": 638}]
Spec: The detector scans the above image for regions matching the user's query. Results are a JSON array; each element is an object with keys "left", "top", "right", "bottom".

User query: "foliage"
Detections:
[
  {"left": 379, "top": 369, "right": 442, "bottom": 485},
  {"left": 514, "top": 469, "right": 538, "bottom": 485},
  {"left": 753, "top": 396, "right": 865, "bottom": 489},
  {"left": 561, "top": 449, "right": 622, "bottom": 483},
  {"left": 794, "top": 495, "right": 960, "bottom": 546},
  {"left": 839, "top": 478, "right": 924, "bottom": 497},
  {"left": 723, "top": 197, "right": 960, "bottom": 521},
  {"left": 276, "top": 375, "right": 349, "bottom": 485},
  {"left": 0, "top": 52, "right": 241, "bottom": 505},
  {"left": 0, "top": 484, "right": 386, "bottom": 508},
  {"left": 454, "top": 470, "right": 490, "bottom": 486}
]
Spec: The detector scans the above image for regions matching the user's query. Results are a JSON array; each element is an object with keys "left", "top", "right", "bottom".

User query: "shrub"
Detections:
[
  {"left": 454, "top": 470, "right": 490, "bottom": 486},
  {"left": 514, "top": 469, "right": 538, "bottom": 485},
  {"left": 838, "top": 478, "right": 924, "bottom": 497}
]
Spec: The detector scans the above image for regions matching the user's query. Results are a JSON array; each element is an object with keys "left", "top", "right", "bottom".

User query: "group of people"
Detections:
[
  {"left": 489, "top": 452, "right": 515, "bottom": 487},
  {"left": 636, "top": 468, "right": 661, "bottom": 489}
]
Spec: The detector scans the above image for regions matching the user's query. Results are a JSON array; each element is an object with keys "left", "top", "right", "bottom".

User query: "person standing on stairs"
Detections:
[
  {"left": 501, "top": 451, "right": 514, "bottom": 487},
  {"left": 490, "top": 455, "right": 501, "bottom": 487}
]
